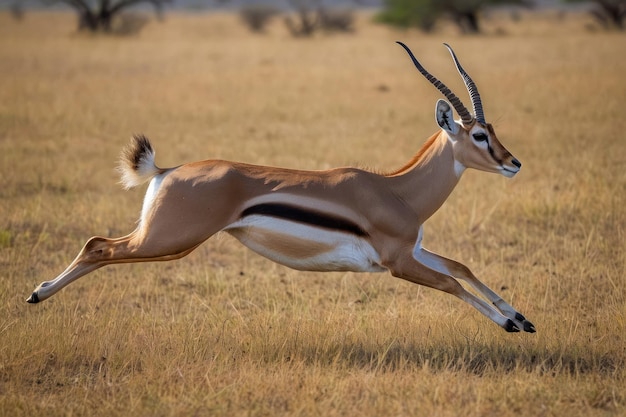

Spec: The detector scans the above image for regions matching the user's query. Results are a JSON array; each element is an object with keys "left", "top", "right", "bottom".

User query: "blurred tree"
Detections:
[
  {"left": 10, "top": 1, "right": 24, "bottom": 20},
  {"left": 284, "top": 0, "right": 320, "bottom": 37},
  {"left": 564, "top": 0, "right": 625, "bottom": 29},
  {"left": 283, "top": 0, "right": 355, "bottom": 37},
  {"left": 43, "top": 0, "right": 172, "bottom": 32},
  {"left": 317, "top": 7, "right": 355, "bottom": 32},
  {"left": 239, "top": 4, "right": 281, "bottom": 33},
  {"left": 376, "top": 0, "right": 531, "bottom": 33}
]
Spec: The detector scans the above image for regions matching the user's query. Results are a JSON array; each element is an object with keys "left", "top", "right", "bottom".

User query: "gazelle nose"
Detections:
[{"left": 511, "top": 158, "right": 521, "bottom": 169}]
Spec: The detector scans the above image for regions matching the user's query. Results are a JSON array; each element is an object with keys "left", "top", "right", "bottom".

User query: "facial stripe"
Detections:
[
  {"left": 486, "top": 141, "right": 503, "bottom": 165},
  {"left": 483, "top": 124, "right": 506, "bottom": 166},
  {"left": 241, "top": 203, "right": 368, "bottom": 237}
]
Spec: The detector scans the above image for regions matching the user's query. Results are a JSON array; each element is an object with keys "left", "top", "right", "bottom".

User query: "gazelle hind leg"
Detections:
[
  {"left": 414, "top": 246, "right": 535, "bottom": 333},
  {"left": 27, "top": 172, "right": 237, "bottom": 305},
  {"left": 27, "top": 230, "right": 204, "bottom": 304}
]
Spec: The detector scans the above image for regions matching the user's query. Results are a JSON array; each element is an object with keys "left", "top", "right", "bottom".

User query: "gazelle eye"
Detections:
[{"left": 473, "top": 133, "right": 488, "bottom": 142}]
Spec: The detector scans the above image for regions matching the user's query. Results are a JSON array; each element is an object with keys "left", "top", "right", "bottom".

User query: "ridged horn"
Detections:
[
  {"left": 443, "top": 43, "right": 485, "bottom": 124},
  {"left": 396, "top": 41, "right": 474, "bottom": 126}
]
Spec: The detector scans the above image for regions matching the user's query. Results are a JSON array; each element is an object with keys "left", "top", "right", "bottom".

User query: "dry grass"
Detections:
[{"left": 1, "top": 10, "right": 625, "bottom": 417}]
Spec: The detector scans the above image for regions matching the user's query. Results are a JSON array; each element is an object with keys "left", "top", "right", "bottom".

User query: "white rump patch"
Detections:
[{"left": 139, "top": 172, "right": 168, "bottom": 226}]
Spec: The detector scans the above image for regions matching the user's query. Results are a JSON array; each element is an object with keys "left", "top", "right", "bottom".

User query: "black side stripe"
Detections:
[{"left": 241, "top": 203, "right": 368, "bottom": 237}]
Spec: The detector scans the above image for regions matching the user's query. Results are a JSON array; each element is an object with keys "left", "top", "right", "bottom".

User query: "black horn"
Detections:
[
  {"left": 443, "top": 43, "right": 485, "bottom": 124},
  {"left": 396, "top": 41, "right": 474, "bottom": 126}
]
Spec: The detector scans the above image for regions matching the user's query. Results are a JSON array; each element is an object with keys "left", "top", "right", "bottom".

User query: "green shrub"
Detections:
[{"left": 375, "top": 0, "right": 438, "bottom": 32}]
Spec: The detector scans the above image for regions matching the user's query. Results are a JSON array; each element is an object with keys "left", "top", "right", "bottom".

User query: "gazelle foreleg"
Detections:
[
  {"left": 412, "top": 246, "right": 535, "bottom": 333},
  {"left": 387, "top": 248, "right": 525, "bottom": 332},
  {"left": 26, "top": 231, "right": 203, "bottom": 304}
]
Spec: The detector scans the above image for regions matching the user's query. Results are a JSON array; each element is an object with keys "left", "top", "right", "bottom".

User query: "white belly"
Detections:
[{"left": 225, "top": 216, "right": 386, "bottom": 273}]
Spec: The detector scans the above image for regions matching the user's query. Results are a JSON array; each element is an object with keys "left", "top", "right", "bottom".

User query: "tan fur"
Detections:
[{"left": 27, "top": 54, "right": 531, "bottom": 333}]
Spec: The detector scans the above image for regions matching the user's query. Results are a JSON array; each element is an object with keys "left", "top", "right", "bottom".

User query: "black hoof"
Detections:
[
  {"left": 26, "top": 292, "right": 39, "bottom": 304},
  {"left": 504, "top": 319, "right": 520, "bottom": 332},
  {"left": 523, "top": 320, "right": 536, "bottom": 333}
]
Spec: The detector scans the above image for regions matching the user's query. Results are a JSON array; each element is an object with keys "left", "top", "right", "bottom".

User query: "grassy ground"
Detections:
[{"left": 1, "top": 10, "right": 625, "bottom": 417}]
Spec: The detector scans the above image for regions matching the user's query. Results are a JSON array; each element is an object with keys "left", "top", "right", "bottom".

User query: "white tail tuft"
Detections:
[{"left": 118, "top": 135, "right": 163, "bottom": 189}]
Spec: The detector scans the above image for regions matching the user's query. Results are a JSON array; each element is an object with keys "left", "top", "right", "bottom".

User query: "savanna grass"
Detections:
[{"left": 1, "top": 10, "right": 625, "bottom": 417}]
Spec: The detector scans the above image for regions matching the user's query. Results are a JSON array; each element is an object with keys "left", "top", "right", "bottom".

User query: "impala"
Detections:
[{"left": 27, "top": 42, "right": 535, "bottom": 333}]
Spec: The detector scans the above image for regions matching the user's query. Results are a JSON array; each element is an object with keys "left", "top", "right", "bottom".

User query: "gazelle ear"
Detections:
[{"left": 435, "top": 99, "right": 459, "bottom": 135}]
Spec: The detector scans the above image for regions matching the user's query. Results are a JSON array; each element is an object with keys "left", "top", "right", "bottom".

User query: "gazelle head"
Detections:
[{"left": 397, "top": 42, "right": 521, "bottom": 178}]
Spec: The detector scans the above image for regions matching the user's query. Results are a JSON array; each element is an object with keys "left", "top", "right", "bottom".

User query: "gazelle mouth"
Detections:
[{"left": 501, "top": 167, "right": 519, "bottom": 178}]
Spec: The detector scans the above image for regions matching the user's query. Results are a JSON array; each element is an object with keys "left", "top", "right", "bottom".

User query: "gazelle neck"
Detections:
[{"left": 386, "top": 130, "right": 462, "bottom": 224}]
